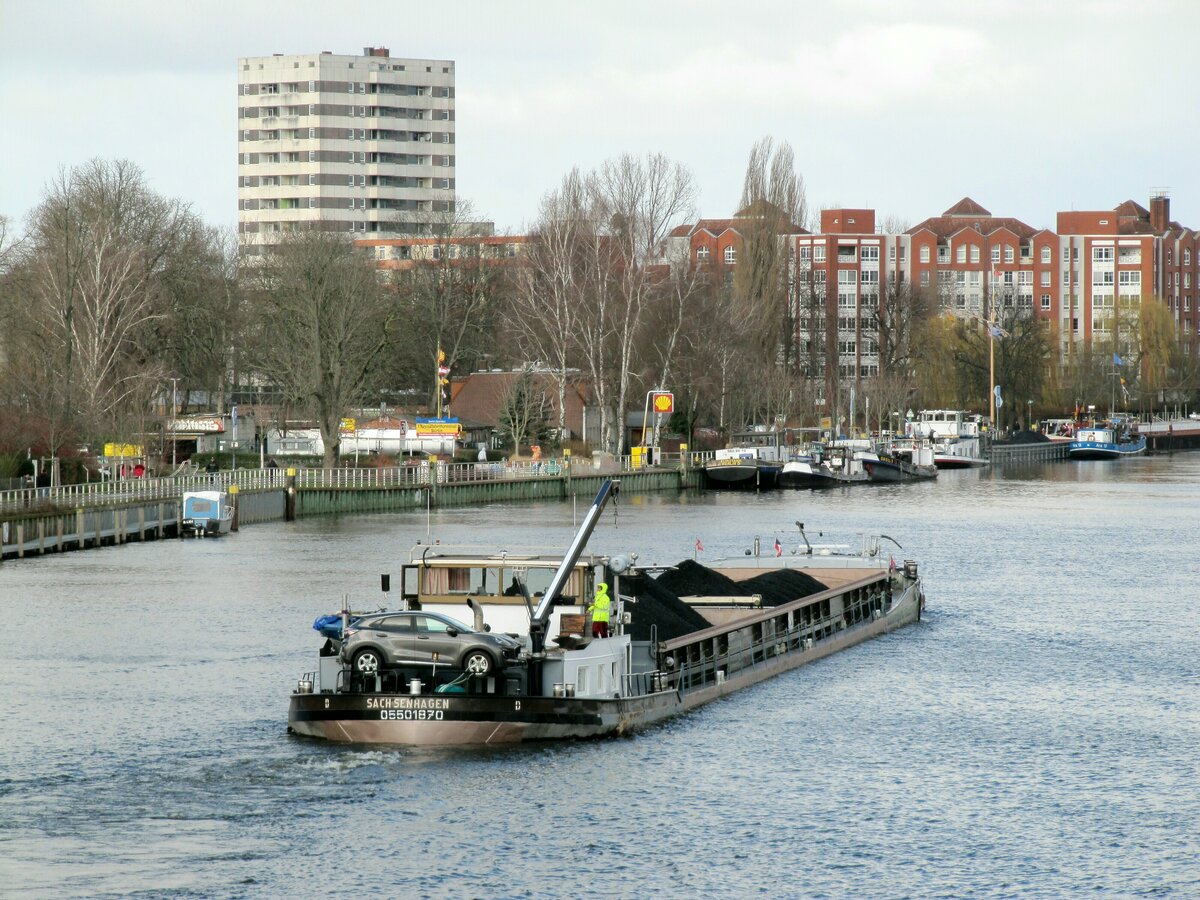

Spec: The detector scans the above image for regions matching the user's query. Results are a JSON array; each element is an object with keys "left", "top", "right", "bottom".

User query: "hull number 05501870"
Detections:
[{"left": 380, "top": 709, "right": 444, "bottom": 721}]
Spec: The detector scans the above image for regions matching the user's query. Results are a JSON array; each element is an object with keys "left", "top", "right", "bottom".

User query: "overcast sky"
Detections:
[{"left": 2, "top": 0, "right": 1197, "bottom": 236}]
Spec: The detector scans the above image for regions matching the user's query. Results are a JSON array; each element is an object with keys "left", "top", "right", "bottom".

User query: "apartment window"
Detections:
[
  {"left": 242, "top": 83, "right": 252, "bottom": 95},
  {"left": 1118, "top": 271, "right": 1141, "bottom": 286},
  {"left": 1004, "top": 246, "right": 1014, "bottom": 263},
  {"left": 1018, "top": 271, "right": 1033, "bottom": 285},
  {"left": 956, "top": 245, "right": 967, "bottom": 263},
  {"left": 1063, "top": 246, "right": 1070, "bottom": 262},
  {"left": 813, "top": 244, "right": 826, "bottom": 263},
  {"left": 970, "top": 271, "right": 981, "bottom": 286},
  {"left": 1093, "top": 246, "right": 1114, "bottom": 261},
  {"left": 308, "top": 127, "right": 315, "bottom": 138},
  {"left": 814, "top": 270, "right": 826, "bottom": 285},
  {"left": 309, "top": 174, "right": 316, "bottom": 185},
  {"left": 308, "top": 80, "right": 315, "bottom": 92},
  {"left": 441, "top": 155, "right": 451, "bottom": 166},
  {"left": 919, "top": 246, "right": 930, "bottom": 264},
  {"left": 920, "top": 271, "right": 930, "bottom": 286},
  {"left": 724, "top": 246, "right": 737, "bottom": 264},
  {"left": 838, "top": 270, "right": 857, "bottom": 285},
  {"left": 1063, "top": 271, "right": 1070, "bottom": 285},
  {"left": 1185, "top": 296, "right": 1192, "bottom": 311},
  {"left": 937, "top": 247, "right": 949, "bottom": 264},
  {"left": 359, "top": 83, "right": 366, "bottom": 94},
  {"left": 697, "top": 246, "right": 710, "bottom": 262},
  {"left": 359, "top": 106, "right": 367, "bottom": 117},
  {"left": 1072, "top": 247, "right": 1079, "bottom": 261},
  {"left": 1040, "top": 247, "right": 1051, "bottom": 264},
  {"left": 1186, "top": 273, "right": 1192, "bottom": 289},
  {"left": 309, "top": 150, "right": 316, "bottom": 161},
  {"left": 898, "top": 246, "right": 906, "bottom": 262},
  {"left": 955, "top": 294, "right": 966, "bottom": 309},
  {"left": 308, "top": 198, "right": 316, "bottom": 209},
  {"left": 348, "top": 176, "right": 354, "bottom": 186},
  {"left": 1185, "top": 249, "right": 1193, "bottom": 265},
  {"left": 1040, "top": 293, "right": 1051, "bottom": 310},
  {"left": 798, "top": 246, "right": 811, "bottom": 263},
  {"left": 956, "top": 271, "right": 966, "bottom": 285},
  {"left": 1041, "top": 271, "right": 1051, "bottom": 287},
  {"left": 888, "top": 245, "right": 896, "bottom": 262},
  {"left": 359, "top": 129, "right": 367, "bottom": 140},
  {"left": 347, "top": 82, "right": 354, "bottom": 93},
  {"left": 992, "top": 246, "right": 1001, "bottom": 263},
  {"left": 358, "top": 175, "right": 366, "bottom": 186},
  {"left": 970, "top": 246, "right": 980, "bottom": 263}
]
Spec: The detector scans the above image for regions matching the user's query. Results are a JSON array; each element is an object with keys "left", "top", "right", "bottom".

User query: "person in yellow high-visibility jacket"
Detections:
[{"left": 588, "top": 582, "right": 611, "bottom": 639}]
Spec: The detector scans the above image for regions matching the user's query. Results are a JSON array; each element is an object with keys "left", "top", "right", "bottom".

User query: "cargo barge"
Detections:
[{"left": 287, "top": 480, "right": 926, "bottom": 746}]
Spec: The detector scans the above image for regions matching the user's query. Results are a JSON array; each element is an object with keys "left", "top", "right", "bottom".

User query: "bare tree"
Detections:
[
  {"left": 734, "top": 137, "right": 808, "bottom": 368},
  {"left": 497, "top": 367, "right": 552, "bottom": 455},
  {"left": 587, "top": 153, "right": 697, "bottom": 453},
  {"left": 387, "top": 200, "right": 504, "bottom": 408},
  {"left": 642, "top": 262, "right": 706, "bottom": 444},
  {"left": 156, "top": 226, "right": 242, "bottom": 414},
  {"left": 11, "top": 159, "right": 196, "bottom": 451},
  {"left": 509, "top": 170, "right": 591, "bottom": 440},
  {"left": 248, "top": 229, "right": 395, "bottom": 467}
]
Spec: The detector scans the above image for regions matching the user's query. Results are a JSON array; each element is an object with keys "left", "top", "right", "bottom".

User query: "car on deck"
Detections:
[{"left": 340, "top": 611, "right": 521, "bottom": 677}]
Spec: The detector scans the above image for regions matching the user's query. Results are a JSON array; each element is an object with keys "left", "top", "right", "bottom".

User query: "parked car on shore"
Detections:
[{"left": 340, "top": 611, "right": 521, "bottom": 676}]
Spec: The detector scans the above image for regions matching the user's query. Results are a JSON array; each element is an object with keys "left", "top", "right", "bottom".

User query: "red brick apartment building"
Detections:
[{"left": 668, "top": 193, "right": 1197, "bottom": 397}]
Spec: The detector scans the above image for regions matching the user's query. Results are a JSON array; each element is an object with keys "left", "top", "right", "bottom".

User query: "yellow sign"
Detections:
[
  {"left": 819, "top": 417, "right": 832, "bottom": 430},
  {"left": 103, "top": 443, "right": 143, "bottom": 458},
  {"left": 651, "top": 391, "right": 674, "bottom": 414},
  {"left": 416, "top": 421, "right": 461, "bottom": 436},
  {"left": 340, "top": 417, "right": 356, "bottom": 435}
]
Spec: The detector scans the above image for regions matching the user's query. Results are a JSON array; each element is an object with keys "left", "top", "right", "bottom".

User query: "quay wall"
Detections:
[{"left": 1, "top": 468, "right": 701, "bottom": 561}]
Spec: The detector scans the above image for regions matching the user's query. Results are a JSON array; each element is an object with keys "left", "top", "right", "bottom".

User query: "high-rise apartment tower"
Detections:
[{"left": 237, "top": 47, "right": 455, "bottom": 246}]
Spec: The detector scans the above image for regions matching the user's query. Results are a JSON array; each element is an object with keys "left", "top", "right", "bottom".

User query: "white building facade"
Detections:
[{"left": 238, "top": 46, "right": 455, "bottom": 246}]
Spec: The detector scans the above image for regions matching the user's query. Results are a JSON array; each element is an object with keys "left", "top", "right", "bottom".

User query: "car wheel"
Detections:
[
  {"left": 353, "top": 648, "right": 383, "bottom": 676},
  {"left": 463, "top": 650, "right": 494, "bottom": 676}
]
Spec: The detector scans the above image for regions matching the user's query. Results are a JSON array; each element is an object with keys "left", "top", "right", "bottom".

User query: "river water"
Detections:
[{"left": 2, "top": 457, "right": 1198, "bottom": 898}]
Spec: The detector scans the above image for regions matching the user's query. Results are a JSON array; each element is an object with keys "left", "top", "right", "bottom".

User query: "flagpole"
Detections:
[
  {"left": 988, "top": 264, "right": 996, "bottom": 430},
  {"left": 989, "top": 322, "right": 995, "bottom": 429}
]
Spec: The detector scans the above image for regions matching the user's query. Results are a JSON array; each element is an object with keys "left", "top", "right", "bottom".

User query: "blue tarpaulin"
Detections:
[{"left": 313, "top": 614, "right": 352, "bottom": 639}]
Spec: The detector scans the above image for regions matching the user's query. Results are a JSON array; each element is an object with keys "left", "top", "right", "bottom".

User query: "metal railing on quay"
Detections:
[{"left": 0, "top": 452, "right": 701, "bottom": 515}]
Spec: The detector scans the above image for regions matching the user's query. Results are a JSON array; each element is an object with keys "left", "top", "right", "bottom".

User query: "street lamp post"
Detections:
[{"left": 169, "top": 377, "right": 179, "bottom": 469}]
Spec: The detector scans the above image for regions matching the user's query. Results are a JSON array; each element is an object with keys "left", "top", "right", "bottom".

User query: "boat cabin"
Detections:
[
  {"left": 180, "top": 490, "right": 233, "bottom": 537},
  {"left": 401, "top": 547, "right": 613, "bottom": 646}
]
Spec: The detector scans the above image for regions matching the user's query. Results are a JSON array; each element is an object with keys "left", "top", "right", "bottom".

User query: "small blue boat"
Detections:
[
  {"left": 1068, "top": 425, "right": 1147, "bottom": 460},
  {"left": 181, "top": 490, "right": 234, "bottom": 537}
]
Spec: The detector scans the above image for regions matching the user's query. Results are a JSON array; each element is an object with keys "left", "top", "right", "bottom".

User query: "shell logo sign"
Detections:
[{"left": 651, "top": 392, "right": 674, "bottom": 414}]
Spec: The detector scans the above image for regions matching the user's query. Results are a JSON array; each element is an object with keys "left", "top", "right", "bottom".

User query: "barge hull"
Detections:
[{"left": 289, "top": 689, "right": 681, "bottom": 746}]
